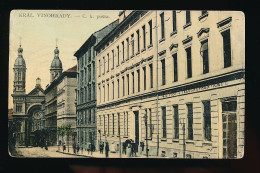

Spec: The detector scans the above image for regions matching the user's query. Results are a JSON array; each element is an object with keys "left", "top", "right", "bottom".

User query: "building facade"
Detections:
[
  {"left": 95, "top": 10, "right": 245, "bottom": 158},
  {"left": 12, "top": 44, "right": 45, "bottom": 146},
  {"left": 74, "top": 19, "right": 119, "bottom": 150},
  {"left": 44, "top": 46, "right": 63, "bottom": 145},
  {"left": 57, "top": 65, "right": 77, "bottom": 145}
]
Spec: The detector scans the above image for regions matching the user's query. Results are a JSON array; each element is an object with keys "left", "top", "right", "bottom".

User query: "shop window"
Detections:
[
  {"left": 161, "top": 106, "right": 167, "bottom": 138},
  {"left": 187, "top": 103, "right": 193, "bottom": 140},
  {"left": 203, "top": 100, "right": 211, "bottom": 141}
]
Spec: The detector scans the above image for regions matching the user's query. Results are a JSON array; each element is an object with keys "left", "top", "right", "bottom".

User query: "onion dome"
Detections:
[
  {"left": 14, "top": 45, "right": 26, "bottom": 67},
  {"left": 51, "top": 47, "right": 62, "bottom": 69}
]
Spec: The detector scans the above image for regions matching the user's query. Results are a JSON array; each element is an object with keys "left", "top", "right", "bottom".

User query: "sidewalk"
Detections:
[{"left": 56, "top": 146, "right": 148, "bottom": 158}]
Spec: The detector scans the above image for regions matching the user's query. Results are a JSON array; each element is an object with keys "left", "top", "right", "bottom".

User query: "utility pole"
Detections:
[
  {"left": 180, "top": 120, "right": 186, "bottom": 158},
  {"left": 155, "top": 10, "right": 160, "bottom": 157}
]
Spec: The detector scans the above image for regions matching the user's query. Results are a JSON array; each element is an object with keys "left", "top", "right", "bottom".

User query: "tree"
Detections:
[{"left": 64, "top": 124, "right": 73, "bottom": 153}]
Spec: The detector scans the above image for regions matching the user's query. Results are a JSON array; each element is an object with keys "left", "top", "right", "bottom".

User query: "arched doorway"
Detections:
[{"left": 26, "top": 105, "right": 42, "bottom": 146}]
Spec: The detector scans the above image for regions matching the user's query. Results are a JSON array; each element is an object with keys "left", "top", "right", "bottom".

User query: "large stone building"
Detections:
[
  {"left": 44, "top": 46, "right": 63, "bottom": 145},
  {"left": 95, "top": 10, "right": 245, "bottom": 158},
  {"left": 57, "top": 65, "right": 77, "bottom": 145},
  {"left": 11, "top": 44, "right": 45, "bottom": 146},
  {"left": 74, "top": 19, "right": 119, "bottom": 150}
]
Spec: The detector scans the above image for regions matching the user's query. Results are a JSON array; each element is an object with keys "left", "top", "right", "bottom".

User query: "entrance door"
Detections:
[
  {"left": 134, "top": 111, "right": 139, "bottom": 145},
  {"left": 222, "top": 98, "right": 237, "bottom": 158}
]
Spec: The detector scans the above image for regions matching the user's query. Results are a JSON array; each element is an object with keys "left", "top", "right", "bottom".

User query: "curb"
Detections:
[{"left": 56, "top": 150, "right": 92, "bottom": 158}]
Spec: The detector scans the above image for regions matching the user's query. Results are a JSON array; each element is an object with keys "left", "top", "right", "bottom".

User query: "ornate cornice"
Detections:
[
  {"left": 197, "top": 28, "right": 210, "bottom": 38},
  {"left": 182, "top": 36, "right": 193, "bottom": 44},
  {"left": 217, "top": 17, "right": 232, "bottom": 28}
]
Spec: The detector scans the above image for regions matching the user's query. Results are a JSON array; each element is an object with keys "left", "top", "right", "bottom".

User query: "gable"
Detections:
[{"left": 27, "top": 87, "right": 45, "bottom": 96}]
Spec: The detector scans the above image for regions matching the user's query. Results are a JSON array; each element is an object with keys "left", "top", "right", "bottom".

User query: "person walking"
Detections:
[
  {"left": 76, "top": 143, "right": 80, "bottom": 154},
  {"left": 45, "top": 140, "right": 48, "bottom": 150},
  {"left": 73, "top": 142, "right": 76, "bottom": 154},
  {"left": 100, "top": 142, "right": 104, "bottom": 154},
  {"left": 105, "top": 142, "right": 109, "bottom": 158},
  {"left": 63, "top": 142, "right": 66, "bottom": 153},
  {"left": 126, "top": 143, "right": 132, "bottom": 157}
]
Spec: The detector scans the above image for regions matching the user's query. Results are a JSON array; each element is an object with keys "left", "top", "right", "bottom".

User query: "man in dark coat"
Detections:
[{"left": 105, "top": 142, "right": 109, "bottom": 158}]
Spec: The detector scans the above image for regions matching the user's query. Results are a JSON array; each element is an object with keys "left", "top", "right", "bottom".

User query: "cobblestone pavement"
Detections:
[{"left": 12, "top": 146, "right": 85, "bottom": 158}]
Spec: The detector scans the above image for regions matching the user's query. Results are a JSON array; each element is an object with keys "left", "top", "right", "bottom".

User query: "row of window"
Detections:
[
  {"left": 160, "top": 29, "right": 231, "bottom": 86},
  {"left": 99, "top": 112, "right": 129, "bottom": 137},
  {"left": 98, "top": 63, "right": 153, "bottom": 103},
  {"left": 77, "top": 130, "right": 95, "bottom": 145},
  {"left": 78, "top": 47, "right": 93, "bottom": 69},
  {"left": 98, "top": 20, "right": 153, "bottom": 76},
  {"left": 161, "top": 100, "right": 211, "bottom": 141},
  {"left": 78, "top": 62, "right": 95, "bottom": 86},
  {"left": 77, "top": 108, "right": 96, "bottom": 125},
  {"left": 77, "top": 84, "right": 95, "bottom": 105}
]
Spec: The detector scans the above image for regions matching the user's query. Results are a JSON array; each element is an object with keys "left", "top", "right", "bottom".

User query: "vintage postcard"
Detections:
[{"left": 8, "top": 10, "right": 245, "bottom": 159}]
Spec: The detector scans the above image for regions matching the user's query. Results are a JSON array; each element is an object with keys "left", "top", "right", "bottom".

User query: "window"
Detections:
[
  {"left": 107, "top": 114, "right": 110, "bottom": 135},
  {"left": 88, "top": 48, "right": 91, "bottom": 62},
  {"left": 142, "top": 25, "right": 146, "bottom": 49},
  {"left": 99, "top": 86, "right": 101, "bottom": 103},
  {"left": 99, "top": 59, "right": 101, "bottom": 76},
  {"left": 117, "top": 79, "right": 120, "bottom": 98},
  {"left": 137, "top": 69, "right": 140, "bottom": 92},
  {"left": 118, "top": 113, "right": 120, "bottom": 136},
  {"left": 187, "top": 103, "right": 193, "bottom": 140},
  {"left": 103, "top": 115, "right": 106, "bottom": 135},
  {"left": 136, "top": 30, "right": 140, "bottom": 53},
  {"left": 88, "top": 66, "right": 91, "bottom": 82},
  {"left": 160, "top": 12, "right": 165, "bottom": 39},
  {"left": 186, "top": 47, "right": 192, "bottom": 78},
  {"left": 124, "top": 112, "right": 126, "bottom": 136},
  {"left": 107, "top": 53, "right": 109, "bottom": 71},
  {"left": 186, "top": 11, "right": 191, "bottom": 24},
  {"left": 222, "top": 29, "right": 231, "bottom": 68},
  {"left": 112, "top": 81, "right": 114, "bottom": 99},
  {"left": 173, "top": 105, "right": 179, "bottom": 139},
  {"left": 93, "top": 85, "right": 95, "bottom": 100},
  {"left": 93, "top": 108, "right": 95, "bottom": 123},
  {"left": 143, "top": 66, "right": 146, "bottom": 90},
  {"left": 149, "top": 20, "right": 153, "bottom": 45},
  {"left": 203, "top": 101, "right": 211, "bottom": 141},
  {"left": 103, "top": 85, "right": 105, "bottom": 102},
  {"left": 126, "top": 112, "right": 129, "bottom": 136},
  {"left": 16, "top": 103, "right": 22, "bottom": 112},
  {"left": 112, "top": 114, "right": 115, "bottom": 135},
  {"left": 161, "top": 106, "right": 167, "bottom": 138},
  {"left": 122, "top": 41, "right": 124, "bottom": 61},
  {"left": 148, "top": 108, "right": 152, "bottom": 138},
  {"left": 127, "top": 74, "right": 129, "bottom": 95},
  {"left": 103, "top": 57, "right": 105, "bottom": 74},
  {"left": 112, "top": 50, "right": 114, "bottom": 69},
  {"left": 201, "top": 39, "right": 209, "bottom": 74},
  {"left": 117, "top": 46, "right": 120, "bottom": 65},
  {"left": 126, "top": 38, "right": 129, "bottom": 59},
  {"left": 172, "top": 11, "right": 177, "bottom": 32},
  {"left": 92, "top": 62, "right": 95, "bottom": 79},
  {"left": 132, "top": 71, "right": 135, "bottom": 93},
  {"left": 172, "top": 53, "right": 178, "bottom": 82},
  {"left": 107, "top": 83, "right": 109, "bottom": 101},
  {"left": 88, "top": 109, "right": 91, "bottom": 123},
  {"left": 122, "top": 76, "right": 125, "bottom": 96},
  {"left": 131, "top": 34, "right": 134, "bottom": 56},
  {"left": 161, "top": 59, "right": 166, "bottom": 85},
  {"left": 149, "top": 63, "right": 153, "bottom": 88},
  {"left": 88, "top": 85, "right": 91, "bottom": 101}
]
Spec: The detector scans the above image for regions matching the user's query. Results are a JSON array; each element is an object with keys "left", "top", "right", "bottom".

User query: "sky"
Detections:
[{"left": 9, "top": 10, "right": 120, "bottom": 108}]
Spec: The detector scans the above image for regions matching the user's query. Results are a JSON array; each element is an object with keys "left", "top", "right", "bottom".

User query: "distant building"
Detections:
[
  {"left": 74, "top": 19, "right": 119, "bottom": 150},
  {"left": 44, "top": 46, "right": 63, "bottom": 145},
  {"left": 11, "top": 44, "right": 45, "bottom": 146},
  {"left": 57, "top": 65, "right": 77, "bottom": 145},
  {"left": 95, "top": 11, "right": 245, "bottom": 158}
]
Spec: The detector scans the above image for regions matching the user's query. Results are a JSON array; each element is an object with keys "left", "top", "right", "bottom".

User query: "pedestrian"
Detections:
[
  {"left": 90, "top": 143, "right": 94, "bottom": 155},
  {"left": 105, "top": 142, "right": 109, "bottom": 158},
  {"left": 63, "top": 142, "right": 66, "bottom": 152},
  {"left": 99, "top": 142, "right": 102, "bottom": 154},
  {"left": 126, "top": 143, "right": 131, "bottom": 157},
  {"left": 76, "top": 143, "right": 80, "bottom": 154},
  {"left": 45, "top": 140, "right": 48, "bottom": 150},
  {"left": 100, "top": 142, "right": 104, "bottom": 154},
  {"left": 73, "top": 142, "right": 76, "bottom": 154}
]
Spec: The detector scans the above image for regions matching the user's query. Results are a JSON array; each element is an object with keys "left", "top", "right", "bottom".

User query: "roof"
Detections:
[
  {"left": 64, "top": 65, "right": 77, "bottom": 73},
  {"left": 74, "top": 19, "right": 119, "bottom": 58}
]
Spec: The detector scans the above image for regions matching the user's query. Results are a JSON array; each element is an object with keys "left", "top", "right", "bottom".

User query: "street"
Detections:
[{"left": 11, "top": 146, "right": 85, "bottom": 158}]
